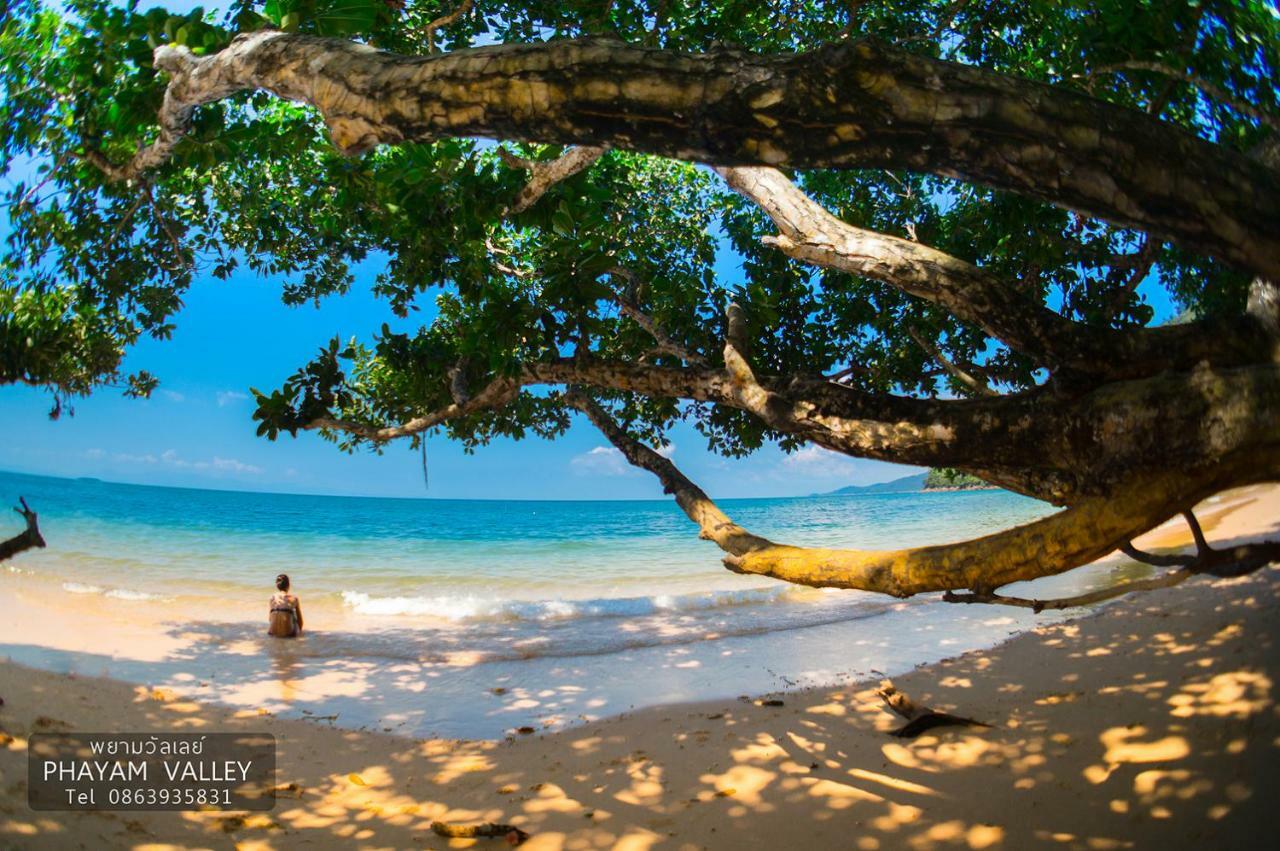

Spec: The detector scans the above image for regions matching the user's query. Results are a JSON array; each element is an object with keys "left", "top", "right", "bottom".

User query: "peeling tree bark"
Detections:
[{"left": 100, "top": 31, "right": 1280, "bottom": 279}]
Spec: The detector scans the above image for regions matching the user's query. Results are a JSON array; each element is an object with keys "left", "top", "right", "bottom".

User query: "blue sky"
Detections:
[
  {"left": 0, "top": 0, "right": 1177, "bottom": 501},
  {"left": 0, "top": 246, "right": 921, "bottom": 499}
]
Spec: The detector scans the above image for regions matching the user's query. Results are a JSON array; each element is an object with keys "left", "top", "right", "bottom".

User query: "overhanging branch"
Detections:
[
  {"left": 305, "top": 355, "right": 1280, "bottom": 506},
  {"left": 718, "top": 164, "right": 1074, "bottom": 364},
  {"left": 719, "top": 165, "right": 1277, "bottom": 378},
  {"left": 92, "top": 31, "right": 1280, "bottom": 278},
  {"left": 566, "top": 391, "right": 772, "bottom": 555},
  {"left": 568, "top": 387, "right": 1280, "bottom": 601}
]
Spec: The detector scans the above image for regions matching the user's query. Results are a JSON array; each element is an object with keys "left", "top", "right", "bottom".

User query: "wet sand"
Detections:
[{"left": 1, "top": 485, "right": 1277, "bottom": 849}]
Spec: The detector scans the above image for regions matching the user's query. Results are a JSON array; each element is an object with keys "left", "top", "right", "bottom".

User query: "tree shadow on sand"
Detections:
[{"left": 0, "top": 519, "right": 1277, "bottom": 849}]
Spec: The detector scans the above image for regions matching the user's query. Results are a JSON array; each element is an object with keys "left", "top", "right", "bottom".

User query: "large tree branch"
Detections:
[
  {"left": 717, "top": 164, "right": 1079, "bottom": 364},
  {"left": 0, "top": 498, "right": 46, "bottom": 563},
  {"left": 718, "top": 165, "right": 1277, "bottom": 378},
  {"left": 569, "top": 390, "right": 1280, "bottom": 599},
  {"left": 306, "top": 354, "right": 1280, "bottom": 505},
  {"left": 98, "top": 32, "right": 1280, "bottom": 278},
  {"left": 724, "top": 448, "right": 1280, "bottom": 596}
]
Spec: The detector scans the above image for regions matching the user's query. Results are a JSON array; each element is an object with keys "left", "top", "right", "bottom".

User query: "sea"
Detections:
[{"left": 0, "top": 469, "right": 1152, "bottom": 738}]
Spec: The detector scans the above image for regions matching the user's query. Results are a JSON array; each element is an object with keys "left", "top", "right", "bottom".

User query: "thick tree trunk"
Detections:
[
  {"left": 105, "top": 31, "right": 1280, "bottom": 278},
  {"left": 724, "top": 449, "right": 1279, "bottom": 595}
]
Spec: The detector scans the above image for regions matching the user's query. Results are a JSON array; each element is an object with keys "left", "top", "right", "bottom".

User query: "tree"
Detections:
[
  {"left": 2, "top": 0, "right": 1278, "bottom": 604},
  {"left": 923, "top": 469, "right": 988, "bottom": 491}
]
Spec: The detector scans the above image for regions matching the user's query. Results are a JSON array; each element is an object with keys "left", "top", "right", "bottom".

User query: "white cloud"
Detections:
[
  {"left": 159, "top": 390, "right": 185, "bottom": 403},
  {"left": 569, "top": 446, "right": 635, "bottom": 477},
  {"left": 655, "top": 442, "right": 676, "bottom": 459},
  {"left": 217, "top": 390, "right": 250, "bottom": 407},
  {"left": 209, "top": 456, "right": 263, "bottom": 474},
  {"left": 781, "top": 445, "right": 858, "bottom": 477},
  {"left": 110, "top": 451, "right": 160, "bottom": 465},
  {"left": 86, "top": 447, "right": 262, "bottom": 476}
]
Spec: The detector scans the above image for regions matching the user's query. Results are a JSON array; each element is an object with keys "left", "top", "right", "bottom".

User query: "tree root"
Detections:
[
  {"left": 0, "top": 498, "right": 45, "bottom": 563},
  {"left": 877, "top": 682, "right": 991, "bottom": 739},
  {"left": 430, "top": 821, "right": 530, "bottom": 845}
]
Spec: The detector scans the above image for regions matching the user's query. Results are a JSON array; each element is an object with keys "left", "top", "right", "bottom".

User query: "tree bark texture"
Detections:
[{"left": 103, "top": 31, "right": 1280, "bottom": 279}]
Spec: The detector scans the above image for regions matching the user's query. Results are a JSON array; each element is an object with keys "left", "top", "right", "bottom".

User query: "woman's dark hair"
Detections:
[{"left": 275, "top": 573, "right": 290, "bottom": 592}]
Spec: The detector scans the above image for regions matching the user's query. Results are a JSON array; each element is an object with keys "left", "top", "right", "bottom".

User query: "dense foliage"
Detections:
[
  {"left": 2, "top": 0, "right": 1277, "bottom": 461},
  {"left": 924, "top": 468, "right": 990, "bottom": 491}
]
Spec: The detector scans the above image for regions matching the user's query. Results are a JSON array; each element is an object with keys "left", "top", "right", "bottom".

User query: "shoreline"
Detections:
[
  {"left": 1, "top": 487, "right": 1277, "bottom": 847},
  {"left": 0, "top": 487, "right": 1271, "bottom": 743}
]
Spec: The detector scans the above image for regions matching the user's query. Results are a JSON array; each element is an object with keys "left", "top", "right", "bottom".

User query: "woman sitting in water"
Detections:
[{"left": 268, "top": 573, "right": 303, "bottom": 638}]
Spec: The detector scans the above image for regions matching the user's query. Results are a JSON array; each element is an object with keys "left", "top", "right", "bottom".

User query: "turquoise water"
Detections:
[
  {"left": 5, "top": 469, "right": 1158, "bottom": 737},
  {"left": 0, "top": 469, "right": 1053, "bottom": 607},
  {"left": 0, "top": 467, "right": 1063, "bottom": 665}
]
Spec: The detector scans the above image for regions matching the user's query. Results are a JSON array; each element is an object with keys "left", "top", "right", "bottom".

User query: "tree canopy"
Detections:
[{"left": 2, "top": 0, "right": 1279, "bottom": 605}]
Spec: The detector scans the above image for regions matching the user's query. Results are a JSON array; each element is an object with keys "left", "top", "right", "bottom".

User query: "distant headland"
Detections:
[{"left": 819, "top": 468, "right": 998, "bottom": 496}]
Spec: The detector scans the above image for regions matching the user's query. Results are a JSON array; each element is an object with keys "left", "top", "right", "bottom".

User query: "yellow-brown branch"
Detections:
[{"left": 570, "top": 393, "right": 1280, "bottom": 600}]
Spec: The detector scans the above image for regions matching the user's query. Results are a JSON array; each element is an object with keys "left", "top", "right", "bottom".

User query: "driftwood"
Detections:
[
  {"left": 877, "top": 682, "right": 991, "bottom": 739},
  {"left": 0, "top": 498, "right": 45, "bottom": 563},
  {"left": 430, "top": 821, "right": 530, "bottom": 846}
]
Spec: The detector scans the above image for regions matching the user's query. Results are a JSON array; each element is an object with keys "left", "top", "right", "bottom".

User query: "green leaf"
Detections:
[
  {"left": 262, "top": 0, "right": 294, "bottom": 25},
  {"left": 551, "top": 210, "right": 574, "bottom": 237},
  {"left": 314, "top": 0, "right": 379, "bottom": 37}
]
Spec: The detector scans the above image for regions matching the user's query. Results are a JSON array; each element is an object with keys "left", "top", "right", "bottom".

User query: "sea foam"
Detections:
[{"left": 60, "top": 581, "right": 166, "bottom": 601}]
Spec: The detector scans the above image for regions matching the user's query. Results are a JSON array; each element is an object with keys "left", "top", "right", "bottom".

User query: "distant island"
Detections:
[
  {"left": 923, "top": 467, "right": 997, "bottom": 491},
  {"left": 819, "top": 468, "right": 996, "bottom": 496}
]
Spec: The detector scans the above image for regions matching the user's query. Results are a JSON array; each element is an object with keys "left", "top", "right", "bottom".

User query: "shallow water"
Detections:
[{"left": 0, "top": 469, "right": 1143, "bottom": 737}]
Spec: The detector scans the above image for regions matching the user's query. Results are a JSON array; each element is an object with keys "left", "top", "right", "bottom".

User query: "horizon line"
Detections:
[{"left": 0, "top": 467, "right": 927, "bottom": 505}]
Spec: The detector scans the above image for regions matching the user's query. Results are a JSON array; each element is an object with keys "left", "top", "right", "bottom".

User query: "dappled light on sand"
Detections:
[{"left": 1, "top": 495, "right": 1278, "bottom": 847}]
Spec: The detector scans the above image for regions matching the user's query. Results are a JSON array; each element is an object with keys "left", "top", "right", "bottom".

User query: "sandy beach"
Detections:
[{"left": 1, "top": 485, "right": 1278, "bottom": 849}]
